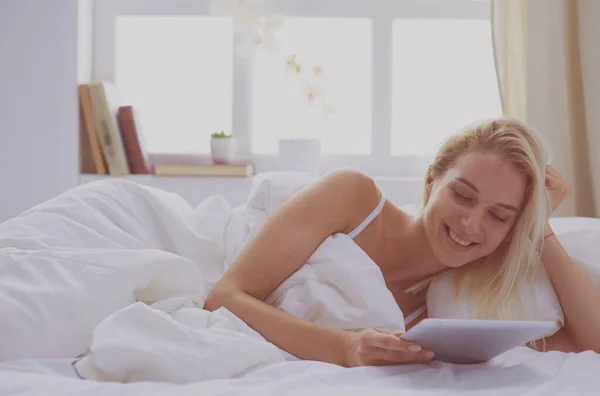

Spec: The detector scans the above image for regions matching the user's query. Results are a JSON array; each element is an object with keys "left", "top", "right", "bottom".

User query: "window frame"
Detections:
[{"left": 94, "top": 0, "right": 492, "bottom": 177}]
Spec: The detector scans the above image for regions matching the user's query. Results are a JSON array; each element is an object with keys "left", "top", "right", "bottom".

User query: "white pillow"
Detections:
[
  {"left": 426, "top": 266, "right": 564, "bottom": 338},
  {"left": 426, "top": 216, "right": 600, "bottom": 339}
]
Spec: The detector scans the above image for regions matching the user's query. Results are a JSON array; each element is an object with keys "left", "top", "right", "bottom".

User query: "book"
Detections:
[
  {"left": 117, "top": 105, "right": 151, "bottom": 174},
  {"left": 87, "top": 82, "right": 130, "bottom": 175},
  {"left": 78, "top": 84, "right": 107, "bottom": 174},
  {"left": 79, "top": 110, "right": 96, "bottom": 174},
  {"left": 154, "top": 164, "right": 254, "bottom": 177}
]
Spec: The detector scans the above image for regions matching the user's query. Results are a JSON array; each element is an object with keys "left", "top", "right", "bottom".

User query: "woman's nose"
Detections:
[{"left": 460, "top": 208, "right": 482, "bottom": 234}]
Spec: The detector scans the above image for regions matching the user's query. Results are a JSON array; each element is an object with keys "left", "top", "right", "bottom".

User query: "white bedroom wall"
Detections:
[
  {"left": 78, "top": 0, "right": 95, "bottom": 83},
  {"left": 0, "top": 0, "right": 80, "bottom": 223}
]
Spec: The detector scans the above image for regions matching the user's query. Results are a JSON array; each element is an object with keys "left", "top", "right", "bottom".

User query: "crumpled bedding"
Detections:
[
  {"left": 0, "top": 172, "right": 597, "bottom": 384},
  {"left": 0, "top": 173, "right": 404, "bottom": 383}
]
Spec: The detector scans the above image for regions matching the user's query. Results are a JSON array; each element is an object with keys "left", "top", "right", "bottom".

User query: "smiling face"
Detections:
[{"left": 422, "top": 150, "right": 528, "bottom": 268}]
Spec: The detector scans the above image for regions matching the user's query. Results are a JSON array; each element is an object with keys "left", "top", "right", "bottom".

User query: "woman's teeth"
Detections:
[{"left": 448, "top": 228, "right": 472, "bottom": 247}]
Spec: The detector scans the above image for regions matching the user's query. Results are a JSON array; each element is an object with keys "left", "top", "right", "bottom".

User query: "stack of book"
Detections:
[
  {"left": 79, "top": 82, "right": 150, "bottom": 175},
  {"left": 78, "top": 81, "right": 254, "bottom": 178}
]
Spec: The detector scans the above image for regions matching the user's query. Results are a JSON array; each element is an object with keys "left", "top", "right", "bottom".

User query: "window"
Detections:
[
  {"left": 391, "top": 18, "right": 502, "bottom": 156},
  {"left": 94, "top": 0, "right": 499, "bottom": 176},
  {"left": 115, "top": 16, "right": 233, "bottom": 154},
  {"left": 252, "top": 17, "right": 372, "bottom": 155}
]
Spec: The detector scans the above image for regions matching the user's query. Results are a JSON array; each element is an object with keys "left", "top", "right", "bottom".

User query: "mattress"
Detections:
[{"left": 1, "top": 347, "right": 599, "bottom": 395}]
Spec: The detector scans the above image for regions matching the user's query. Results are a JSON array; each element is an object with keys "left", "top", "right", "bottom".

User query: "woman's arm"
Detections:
[
  {"left": 204, "top": 169, "right": 431, "bottom": 367},
  {"left": 540, "top": 227, "right": 600, "bottom": 353},
  {"left": 204, "top": 169, "right": 370, "bottom": 366},
  {"left": 536, "top": 166, "right": 600, "bottom": 353}
]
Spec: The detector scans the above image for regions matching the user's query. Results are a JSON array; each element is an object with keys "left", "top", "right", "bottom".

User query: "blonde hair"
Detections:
[{"left": 413, "top": 117, "right": 550, "bottom": 321}]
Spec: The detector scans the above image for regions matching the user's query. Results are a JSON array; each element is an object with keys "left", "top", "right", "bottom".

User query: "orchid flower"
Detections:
[{"left": 213, "top": 0, "right": 335, "bottom": 121}]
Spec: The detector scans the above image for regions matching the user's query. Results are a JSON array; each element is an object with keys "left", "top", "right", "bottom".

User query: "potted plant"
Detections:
[{"left": 210, "top": 131, "right": 236, "bottom": 165}]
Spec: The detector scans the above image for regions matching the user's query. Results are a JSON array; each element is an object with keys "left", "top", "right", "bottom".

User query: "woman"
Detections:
[{"left": 204, "top": 117, "right": 600, "bottom": 367}]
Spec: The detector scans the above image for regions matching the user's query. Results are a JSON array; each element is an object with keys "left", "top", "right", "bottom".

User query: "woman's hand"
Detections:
[
  {"left": 343, "top": 328, "right": 435, "bottom": 367},
  {"left": 544, "top": 165, "right": 572, "bottom": 237},
  {"left": 545, "top": 165, "right": 571, "bottom": 219},
  {"left": 539, "top": 165, "right": 600, "bottom": 354}
]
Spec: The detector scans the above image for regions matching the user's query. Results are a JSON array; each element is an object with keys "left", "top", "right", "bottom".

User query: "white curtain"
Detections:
[
  {"left": 491, "top": 0, "right": 600, "bottom": 218},
  {"left": 491, "top": 0, "right": 528, "bottom": 123}
]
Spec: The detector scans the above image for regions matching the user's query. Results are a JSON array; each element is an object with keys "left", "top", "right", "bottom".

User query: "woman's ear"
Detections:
[
  {"left": 426, "top": 178, "right": 433, "bottom": 192},
  {"left": 424, "top": 167, "right": 434, "bottom": 202}
]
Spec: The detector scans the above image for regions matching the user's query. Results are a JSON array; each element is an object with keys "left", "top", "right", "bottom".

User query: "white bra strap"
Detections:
[
  {"left": 404, "top": 305, "right": 427, "bottom": 326},
  {"left": 347, "top": 191, "right": 386, "bottom": 239}
]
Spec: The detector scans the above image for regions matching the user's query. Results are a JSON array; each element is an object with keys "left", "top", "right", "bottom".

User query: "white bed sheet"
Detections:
[{"left": 1, "top": 346, "right": 599, "bottom": 396}]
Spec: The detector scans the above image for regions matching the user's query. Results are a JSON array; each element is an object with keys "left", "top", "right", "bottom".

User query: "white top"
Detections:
[
  {"left": 347, "top": 190, "right": 425, "bottom": 327},
  {"left": 404, "top": 304, "right": 427, "bottom": 326},
  {"left": 347, "top": 191, "right": 387, "bottom": 239}
]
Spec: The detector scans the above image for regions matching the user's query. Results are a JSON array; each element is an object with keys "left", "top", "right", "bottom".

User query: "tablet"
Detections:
[{"left": 401, "top": 318, "right": 559, "bottom": 364}]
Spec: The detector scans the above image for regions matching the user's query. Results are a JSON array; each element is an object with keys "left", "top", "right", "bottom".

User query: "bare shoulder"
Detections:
[
  {"left": 318, "top": 168, "right": 383, "bottom": 233},
  {"left": 261, "top": 167, "right": 383, "bottom": 239},
  {"left": 320, "top": 168, "right": 379, "bottom": 197}
]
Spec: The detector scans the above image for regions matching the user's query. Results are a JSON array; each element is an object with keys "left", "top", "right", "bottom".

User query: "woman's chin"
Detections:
[
  {"left": 440, "top": 258, "right": 465, "bottom": 269},
  {"left": 435, "top": 245, "right": 476, "bottom": 269}
]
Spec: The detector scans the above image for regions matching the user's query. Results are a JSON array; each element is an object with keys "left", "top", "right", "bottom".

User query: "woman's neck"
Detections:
[{"left": 385, "top": 210, "right": 448, "bottom": 285}]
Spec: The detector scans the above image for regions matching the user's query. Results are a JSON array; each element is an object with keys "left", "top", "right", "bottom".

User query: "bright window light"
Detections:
[
  {"left": 391, "top": 18, "right": 502, "bottom": 156},
  {"left": 251, "top": 17, "right": 372, "bottom": 155},
  {"left": 115, "top": 16, "right": 233, "bottom": 154}
]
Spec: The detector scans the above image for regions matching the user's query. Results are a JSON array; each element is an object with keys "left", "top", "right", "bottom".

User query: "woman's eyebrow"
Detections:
[
  {"left": 455, "top": 177, "right": 519, "bottom": 212},
  {"left": 455, "top": 177, "right": 478, "bottom": 192},
  {"left": 496, "top": 203, "right": 519, "bottom": 212}
]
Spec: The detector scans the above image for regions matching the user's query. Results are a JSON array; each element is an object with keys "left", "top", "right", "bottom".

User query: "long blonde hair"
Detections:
[{"left": 417, "top": 117, "right": 550, "bottom": 320}]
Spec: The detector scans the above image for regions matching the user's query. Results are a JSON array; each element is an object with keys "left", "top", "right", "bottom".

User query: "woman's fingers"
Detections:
[
  {"left": 544, "top": 165, "right": 572, "bottom": 214},
  {"left": 374, "top": 329, "right": 421, "bottom": 352},
  {"left": 546, "top": 165, "right": 570, "bottom": 189},
  {"left": 371, "top": 346, "right": 435, "bottom": 363},
  {"left": 351, "top": 328, "right": 435, "bottom": 367},
  {"left": 546, "top": 165, "right": 559, "bottom": 185},
  {"left": 367, "top": 330, "right": 434, "bottom": 361},
  {"left": 370, "top": 330, "right": 420, "bottom": 352}
]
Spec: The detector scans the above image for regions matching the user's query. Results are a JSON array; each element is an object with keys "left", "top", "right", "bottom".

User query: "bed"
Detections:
[
  {"left": 2, "top": 348, "right": 600, "bottom": 395},
  {"left": 1, "top": 173, "right": 599, "bottom": 395}
]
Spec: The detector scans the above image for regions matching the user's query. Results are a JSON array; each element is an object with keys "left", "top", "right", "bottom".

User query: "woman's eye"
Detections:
[
  {"left": 453, "top": 190, "right": 472, "bottom": 202},
  {"left": 490, "top": 211, "right": 508, "bottom": 223}
]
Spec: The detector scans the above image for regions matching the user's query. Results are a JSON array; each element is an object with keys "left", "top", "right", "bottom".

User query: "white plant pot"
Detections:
[
  {"left": 210, "top": 138, "right": 236, "bottom": 165},
  {"left": 277, "top": 138, "right": 321, "bottom": 174}
]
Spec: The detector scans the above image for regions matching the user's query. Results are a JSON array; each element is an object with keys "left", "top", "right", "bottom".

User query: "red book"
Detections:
[{"left": 117, "top": 105, "right": 151, "bottom": 174}]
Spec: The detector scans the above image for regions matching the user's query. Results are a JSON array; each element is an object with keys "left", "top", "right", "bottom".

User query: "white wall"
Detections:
[
  {"left": 0, "top": 0, "right": 80, "bottom": 223},
  {"left": 78, "top": 0, "right": 95, "bottom": 82}
]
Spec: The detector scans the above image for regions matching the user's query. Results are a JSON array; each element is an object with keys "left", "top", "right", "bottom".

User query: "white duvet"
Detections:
[
  {"left": 1, "top": 172, "right": 600, "bottom": 394},
  {"left": 0, "top": 173, "right": 407, "bottom": 383}
]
